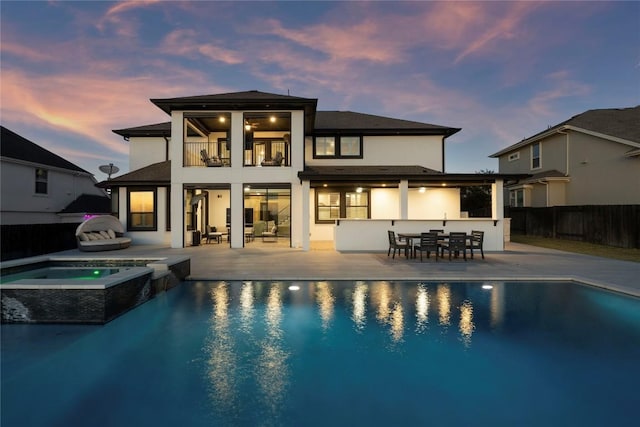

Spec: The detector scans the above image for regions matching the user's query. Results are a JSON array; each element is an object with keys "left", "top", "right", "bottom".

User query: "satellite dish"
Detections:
[{"left": 99, "top": 163, "right": 120, "bottom": 179}]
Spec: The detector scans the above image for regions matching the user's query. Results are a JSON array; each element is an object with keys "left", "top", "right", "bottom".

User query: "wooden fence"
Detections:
[
  {"left": 505, "top": 205, "right": 640, "bottom": 249},
  {"left": 1, "top": 223, "right": 80, "bottom": 261}
]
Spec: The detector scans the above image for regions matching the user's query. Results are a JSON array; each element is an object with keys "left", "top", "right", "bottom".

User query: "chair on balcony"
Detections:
[
  {"left": 387, "top": 230, "right": 409, "bottom": 259},
  {"left": 201, "top": 149, "right": 223, "bottom": 167},
  {"left": 413, "top": 232, "right": 440, "bottom": 262},
  {"left": 261, "top": 151, "right": 283, "bottom": 166},
  {"left": 440, "top": 232, "right": 468, "bottom": 261},
  {"left": 467, "top": 230, "right": 485, "bottom": 259}
]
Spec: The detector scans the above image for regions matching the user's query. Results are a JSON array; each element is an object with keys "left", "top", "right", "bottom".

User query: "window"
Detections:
[
  {"left": 315, "top": 136, "right": 336, "bottom": 156},
  {"left": 128, "top": 189, "right": 156, "bottom": 231},
  {"left": 185, "top": 190, "right": 196, "bottom": 231},
  {"left": 508, "top": 152, "right": 520, "bottom": 162},
  {"left": 110, "top": 189, "right": 119, "bottom": 217},
  {"left": 315, "top": 189, "right": 370, "bottom": 223},
  {"left": 314, "top": 135, "right": 362, "bottom": 158},
  {"left": 317, "top": 191, "right": 340, "bottom": 221},
  {"left": 35, "top": 168, "right": 48, "bottom": 194},
  {"left": 509, "top": 189, "right": 524, "bottom": 207},
  {"left": 531, "top": 143, "right": 541, "bottom": 169}
]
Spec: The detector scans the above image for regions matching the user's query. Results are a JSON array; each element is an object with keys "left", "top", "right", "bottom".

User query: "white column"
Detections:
[
  {"left": 230, "top": 182, "right": 244, "bottom": 248},
  {"left": 492, "top": 179, "right": 504, "bottom": 220},
  {"left": 399, "top": 180, "right": 409, "bottom": 219},
  {"left": 170, "top": 183, "right": 183, "bottom": 248},
  {"left": 297, "top": 180, "right": 310, "bottom": 250}
]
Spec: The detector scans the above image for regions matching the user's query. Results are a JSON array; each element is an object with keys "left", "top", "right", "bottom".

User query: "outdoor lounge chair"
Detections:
[
  {"left": 201, "top": 149, "right": 223, "bottom": 167},
  {"left": 467, "top": 230, "right": 485, "bottom": 259},
  {"left": 387, "top": 230, "right": 410, "bottom": 259},
  {"left": 261, "top": 151, "right": 283, "bottom": 166},
  {"left": 440, "top": 232, "right": 467, "bottom": 261},
  {"left": 413, "top": 232, "right": 440, "bottom": 262}
]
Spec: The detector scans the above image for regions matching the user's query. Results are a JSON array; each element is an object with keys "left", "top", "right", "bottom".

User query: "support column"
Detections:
[
  {"left": 230, "top": 182, "right": 244, "bottom": 248},
  {"left": 399, "top": 180, "right": 409, "bottom": 219},
  {"left": 299, "top": 180, "right": 310, "bottom": 251}
]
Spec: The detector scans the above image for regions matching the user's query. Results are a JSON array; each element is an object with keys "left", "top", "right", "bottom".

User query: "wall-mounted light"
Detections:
[
  {"left": 419, "top": 187, "right": 426, "bottom": 193},
  {"left": 219, "top": 116, "right": 226, "bottom": 123},
  {"left": 270, "top": 116, "right": 277, "bottom": 123},
  {"left": 356, "top": 187, "right": 363, "bottom": 193}
]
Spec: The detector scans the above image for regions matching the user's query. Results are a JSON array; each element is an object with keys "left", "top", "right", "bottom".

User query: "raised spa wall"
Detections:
[{"left": 1, "top": 256, "right": 190, "bottom": 324}]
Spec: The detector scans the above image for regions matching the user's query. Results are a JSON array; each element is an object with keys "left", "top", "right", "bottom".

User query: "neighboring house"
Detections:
[
  {"left": 490, "top": 106, "right": 640, "bottom": 207},
  {"left": 0, "top": 126, "right": 110, "bottom": 225},
  {"left": 103, "top": 90, "right": 521, "bottom": 251}
]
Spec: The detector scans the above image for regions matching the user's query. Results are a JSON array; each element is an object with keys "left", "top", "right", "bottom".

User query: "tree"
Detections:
[{"left": 460, "top": 169, "right": 494, "bottom": 217}]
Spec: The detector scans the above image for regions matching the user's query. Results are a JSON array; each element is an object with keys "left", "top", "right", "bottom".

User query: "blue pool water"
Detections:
[{"left": 2, "top": 281, "right": 639, "bottom": 426}]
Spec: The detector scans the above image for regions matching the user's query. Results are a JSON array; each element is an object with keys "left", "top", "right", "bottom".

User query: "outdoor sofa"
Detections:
[{"left": 75, "top": 215, "right": 132, "bottom": 252}]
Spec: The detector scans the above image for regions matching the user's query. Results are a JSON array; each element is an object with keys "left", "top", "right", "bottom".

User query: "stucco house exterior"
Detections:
[
  {"left": 490, "top": 106, "right": 640, "bottom": 207},
  {"left": 0, "top": 126, "right": 110, "bottom": 225},
  {"left": 103, "top": 90, "right": 521, "bottom": 252}
]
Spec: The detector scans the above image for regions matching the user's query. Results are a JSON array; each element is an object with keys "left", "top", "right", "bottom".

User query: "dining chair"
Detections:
[
  {"left": 387, "top": 230, "right": 410, "bottom": 259},
  {"left": 441, "top": 232, "right": 467, "bottom": 261},
  {"left": 467, "top": 230, "right": 485, "bottom": 259},
  {"left": 413, "top": 232, "right": 440, "bottom": 262}
]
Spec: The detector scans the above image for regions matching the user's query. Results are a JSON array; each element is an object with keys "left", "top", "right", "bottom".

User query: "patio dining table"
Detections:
[{"left": 398, "top": 232, "right": 472, "bottom": 259}]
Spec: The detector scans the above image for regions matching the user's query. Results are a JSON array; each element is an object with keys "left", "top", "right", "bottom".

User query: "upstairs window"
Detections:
[
  {"left": 314, "top": 135, "right": 362, "bottom": 158},
  {"left": 35, "top": 168, "right": 48, "bottom": 194},
  {"left": 531, "top": 143, "right": 541, "bottom": 169}
]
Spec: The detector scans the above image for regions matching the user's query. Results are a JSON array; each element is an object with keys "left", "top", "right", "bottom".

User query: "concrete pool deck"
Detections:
[{"left": 49, "top": 241, "right": 640, "bottom": 297}]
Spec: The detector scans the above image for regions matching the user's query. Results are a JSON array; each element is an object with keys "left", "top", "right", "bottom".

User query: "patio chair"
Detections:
[
  {"left": 387, "top": 230, "right": 410, "bottom": 259},
  {"left": 413, "top": 232, "right": 440, "bottom": 262},
  {"left": 261, "top": 225, "right": 278, "bottom": 242},
  {"left": 440, "top": 232, "right": 467, "bottom": 261},
  {"left": 467, "top": 230, "right": 485, "bottom": 259},
  {"left": 200, "top": 149, "right": 223, "bottom": 167},
  {"left": 261, "top": 151, "right": 284, "bottom": 166}
]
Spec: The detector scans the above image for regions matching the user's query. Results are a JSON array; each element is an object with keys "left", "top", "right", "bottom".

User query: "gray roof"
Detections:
[
  {"left": 113, "top": 122, "right": 171, "bottom": 138},
  {"left": 59, "top": 194, "right": 111, "bottom": 214},
  {"left": 113, "top": 112, "right": 460, "bottom": 138},
  {"left": 297, "top": 165, "right": 523, "bottom": 185},
  {"left": 491, "top": 106, "right": 640, "bottom": 157},
  {"left": 1, "top": 126, "right": 89, "bottom": 174},
  {"left": 98, "top": 161, "right": 170, "bottom": 187},
  {"left": 315, "top": 111, "right": 460, "bottom": 136}
]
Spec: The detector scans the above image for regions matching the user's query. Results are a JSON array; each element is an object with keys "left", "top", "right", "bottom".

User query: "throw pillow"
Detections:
[
  {"left": 107, "top": 229, "right": 116, "bottom": 239},
  {"left": 99, "top": 231, "right": 110, "bottom": 239}
]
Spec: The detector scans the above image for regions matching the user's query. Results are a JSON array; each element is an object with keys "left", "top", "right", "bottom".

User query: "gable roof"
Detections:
[
  {"left": 491, "top": 106, "right": 640, "bottom": 157},
  {"left": 315, "top": 111, "right": 460, "bottom": 137},
  {"left": 1, "top": 126, "right": 89, "bottom": 174},
  {"left": 97, "top": 160, "right": 170, "bottom": 187}
]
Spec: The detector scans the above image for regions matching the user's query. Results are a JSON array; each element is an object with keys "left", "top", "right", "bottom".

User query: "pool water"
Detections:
[
  {"left": 2, "top": 281, "right": 639, "bottom": 426},
  {"left": 0, "top": 267, "right": 124, "bottom": 284}
]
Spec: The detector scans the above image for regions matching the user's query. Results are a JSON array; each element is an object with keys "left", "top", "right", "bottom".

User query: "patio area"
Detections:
[{"left": 51, "top": 241, "right": 640, "bottom": 297}]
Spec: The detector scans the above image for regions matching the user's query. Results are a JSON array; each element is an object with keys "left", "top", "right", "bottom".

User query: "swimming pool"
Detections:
[{"left": 2, "top": 280, "right": 638, "bottom": 426}]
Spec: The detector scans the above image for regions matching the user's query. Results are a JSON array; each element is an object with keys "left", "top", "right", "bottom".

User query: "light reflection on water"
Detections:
[{"left": 3, "top": 280, "right": 639, "bottom": 427}]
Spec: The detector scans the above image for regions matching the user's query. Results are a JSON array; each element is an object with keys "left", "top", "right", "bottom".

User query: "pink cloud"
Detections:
[{"left": 160, "top": 30, "right": 244, "bottom": 65}]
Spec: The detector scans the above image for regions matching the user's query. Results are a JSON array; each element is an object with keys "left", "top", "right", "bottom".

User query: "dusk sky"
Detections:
[{"left": 1, "top": 1, "right": 638, "bottom": 179}]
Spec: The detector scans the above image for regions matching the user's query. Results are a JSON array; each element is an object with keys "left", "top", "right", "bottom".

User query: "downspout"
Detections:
[{"left": 163, "top": 136, "right": 170, "bottom": 161}]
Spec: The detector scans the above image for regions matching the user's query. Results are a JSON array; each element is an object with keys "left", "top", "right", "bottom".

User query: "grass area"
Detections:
[{"left": 511, "top": 234, "right": 640, "bottom": 263}]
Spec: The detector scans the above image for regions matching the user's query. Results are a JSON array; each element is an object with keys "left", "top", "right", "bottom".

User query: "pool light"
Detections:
[
  {"left": 482, "top": 284, "right": 493, "bottom": 290},
  {"left": 288, "top": 285, "right": 300, "bottom": 291}
]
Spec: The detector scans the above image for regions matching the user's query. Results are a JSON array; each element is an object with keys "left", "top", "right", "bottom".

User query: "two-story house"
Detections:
[
  {"left": 490, "top": 106, "right": 640, "bottom": 207},
  {"left": 104, "top": 90, "right": 520, "bottom": 251},
  {"left": 1, "top": 126, "right": 110, "bottom": 225}
]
